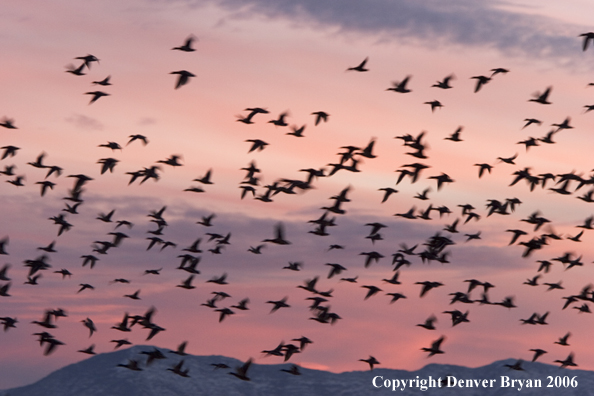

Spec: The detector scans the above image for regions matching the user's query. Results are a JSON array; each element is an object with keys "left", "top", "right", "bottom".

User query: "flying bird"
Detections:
[
  {"left": 386, "top": 76, "right": 412, "bottom": 93},
  {"left": 424, "top": 100, "right": 443, "bottom": 112},
  {"left": 421, "top": 336, "right": 445, "bottom": 357},
  {"left": 170, "top": 70, "right": 195, "bottom": 89},
  {"left": 471, "top": 75, "right": 491, "bottom": 92},
  {"left": 579, "top": 32, "right": 594, "bottom": 51},
  {"left": 312, "top": 111, "right": 329, "bottom": 125},
  {"left": 347, "top": 57, "right": 369, "bottom": 72},
  {"left": 262, "top": 223, "right": 291, "bottom": 245},
  {"left": 432, "top": 74, "right": 454, "bottom": 89},
  {"left": 172, "top": 35, "right": 197, "bottom": 52},
  {"left": 359, "top": 356, "right": 380, "bottom": 370},
  {"left": 92, "top": 76, "right": 112, "bottom": 86},
  {"left": 0, "top": 118, "right": 17, "bottom": 129},
  {"left": 85, "top": 91, "right": 110, "bottom": 104},
  {"left": 529, "top": 87, "right": 552, "bottom": 105}
]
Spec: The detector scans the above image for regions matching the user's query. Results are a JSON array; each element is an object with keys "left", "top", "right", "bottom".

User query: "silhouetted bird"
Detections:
[
  {"left": 172, "top": 35, "right": 197, "bottom": 52},
  {"left": 347, "top": 57, "right": 369, "bottom": 72},
  {"left": 170, "top": 70, "right": 195, "bottom": 89}
]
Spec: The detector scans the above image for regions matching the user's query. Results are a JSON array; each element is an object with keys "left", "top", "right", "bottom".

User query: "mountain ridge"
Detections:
[{"left": 1, "top": 345, "right": 592, "bottom": 395}]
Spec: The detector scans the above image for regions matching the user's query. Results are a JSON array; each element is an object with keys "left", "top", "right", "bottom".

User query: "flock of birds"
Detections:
[{"left": 1, "top": 30, "right": 594, "bottom": 384}]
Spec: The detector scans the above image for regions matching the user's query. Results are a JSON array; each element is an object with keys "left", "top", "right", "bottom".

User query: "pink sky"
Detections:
[{"left": 2, "top": 0, "right": 594, "bottom": 389}]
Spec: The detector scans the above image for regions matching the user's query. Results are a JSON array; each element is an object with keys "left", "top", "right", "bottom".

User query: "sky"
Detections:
[{"left": 1, "top": 0, "right": 594, "bottom": 389}]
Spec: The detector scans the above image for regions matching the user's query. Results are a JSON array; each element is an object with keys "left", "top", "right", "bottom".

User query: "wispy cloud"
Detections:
[
  {"left": 194, "top": 0, "right": 582, "bottom": 62},
  {"left": 138, "top": 117, "right": 157, "bottom": 126},
  {"left": 65, "top": 114, "right": 104, "bottom": 131}
]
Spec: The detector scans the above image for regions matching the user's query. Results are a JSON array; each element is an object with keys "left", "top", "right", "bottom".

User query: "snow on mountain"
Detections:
[{"left": 1, "top": 345, "right": 592, "bottom": 395}]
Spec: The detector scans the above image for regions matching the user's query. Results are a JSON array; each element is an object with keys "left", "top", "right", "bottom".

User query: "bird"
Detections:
[
  {"left": 53, "top": 269, "right": 71, "bottom": 279},
  {"left": 77, "top": 283, "right": 94, "bottom": 293},
  {"left": 81, "top": 318, "right": 96, "bottom": 337},
  {"left": 170, "top": 341, "right": 189, "bottom": 356},
  {"left": 360, "top": 251, "right": 384, "bottom": 267},
  {"left": 85, "top": 91, "right": 110, "bottom": 104},
  {"left": 529, "top": 87, "right": 552, "bottom": 105},
  {"left": 75, "top": 54, "right": 100, "bottom": 68},
  {"left": 111, "top": 313, "right": 131, "bottom": 332},
  {"left": 292, "top": 336, "right": 312, "bottom": 351},
  {"left": 97, "top": 158, "right": 119, "bottom": 174},
  {"left": 6, "top": 175, "right": 24, "bottom": 187},
  {"left": 262, "top": 223, "right": 291, "bottom": 245},
  {"left": 124, "top": 290, "right": 141, "bottom": 300},
  {"left": 215, "top": 308, "right": 235, "bottom": 322},
  {"left": 386, "top": 76, "right": 412, "bottom": 93},
  {"left": 96, "top": 209, "right": 115, "bottom": 223},
  {"left": 78, "top": 345, "right": 96, "bottom": 355},
  {"left": 443, "top": 310, "right": 470, "bottom": 326},
  {"left": 424, "top": 100, "right": 443, "bottom": 112},
  {"left": 522, "top": 118, "right": 541, "bottom": 128},
  {"left": 579, "top": 32, "right": 594, "bottom": 51},
  {"left": 325, "top": 263, "right": 347, "bottom": 279},
  {"left": 529, "top": 349, "right": 547, "bottom": 362},
  {"left": 229, "top": 358, "right": 253, "bottom": 381},
  {"left": 36, "top": 181, "right": 55, "bottom": 197},
  {"left": 267, "top": 297, "right": 290, "bottom": 313},
  {"left": 127, "top": 134, "right": 149, "bottom": 145},
  {"left": 361, "top": 285, "right": 382, "bottom": 300},
  {"left": 196, "top": 214, "right": 215, "bottom": 227},
  {"left": 92, "top": 76, "right": 111, "bottom": 86},
  {"left": 157, "top": 155, "right": 183, "bottom": 167},
  {"left": 65, "top": 63, "right": 86, "bottom": 76},
  {"left": 231, "top": 298, "right": 250, "bottom": 311},
  {"left": 416, "top": 281, "right": 444, "bottom": 297},
  {"left": 246, "top": 244, "right": 264, "bottom": 254},
  {"left": 207, "top": 273, "right": 228, "bottom": 285},
  {"left": 552, "top": 117, "right": 573, "bottom": 131},
  {"left": 523, "top": 275, "right": 541, "bottom": 286},
  {"left": 428, "top": 173, "right": 454, "bottom": 190},
  {"left": 554, "top": 353, "right": 577, "bottom": 368},
  {"left": 421, "top": 336, "right": 445, "bottom": 357},
  {"left": 283, "top": 262, "right": 301, "bottom": 271},
  {"left": 280, "top": 364, "right": 301, "bottom": 375},
  {"left": 246, "top": 139, "right": 268, "bottom": 153},
  {"left": 98, "top": 142, "right": 122, "bottom": 151},
  {"left": 395, "top": 206, "right": 417, "bottom": 220},
  {"left": 347, "top": 57, "right": 368, "bottom": 72},
  {"left": 287, "top": 124, "right": 306, "bottom": 137},
  {"left": 27, "top": 152, "right": 47, "bottom": 168},
  {"left": 432, "top": 74, "right": 454, "bottom": 89},
  {"left": 312, "top": 111, "right": 329, "bottom": 125},
  {"left": 31, "top": 311, "right": 56, "bottom": 328},
  {"left": 504, "top": 360, "right": 525, "bottom": 371},
  {"left": 0, "top": 264, "right": 10, "bottom": 281},
  {"left": 445, "top": 127, "right": 463, "bottom": 142},
  {"left": 167, "top": 360, "right": 190, "bottom": 377},
  {"left": 417, "top": 315, "right": 437, "bottom": 330},
  {"left": 497, "top": 153, "right": 519, "bottom": 166},
  {"left": 379, "top": 187, "right": 398, "bottom": 203},
  {"left": 117, "top": 359, "right": 142, "bottom": 371},
  {"left": 490, "top": 68, "right": 509, "bottom": 76},
  {"left": 38, "top": 334, "right": 65, "bottom": 356},
  {"left": 194, "top": 169, "right": 213, "bottom": 184},
  {"left": 555, "top": 332, "right": 571, "bottom": 346},
  {"left": 471, "top": 75, "right": 491, "bottom": 92},
  {"left": 506, "top": 229, "right": 527, "bottom": 245},
  {"left": 0, "top": 145, "right": 19, "bottom": 158},
  {"left": 172, "top": 35, "right": 197, "bottom": 52},
  {"left": 359, "top": 356, "right": 380, "bottom": 370},
  {"left": 170, "top": 70, "right": 195, "bottom": 89},
  {"left": 268, "top": 111, "right": 289, "bottom": 127}
]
